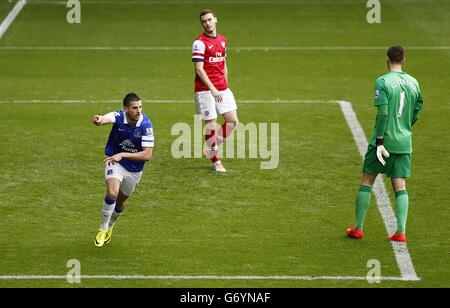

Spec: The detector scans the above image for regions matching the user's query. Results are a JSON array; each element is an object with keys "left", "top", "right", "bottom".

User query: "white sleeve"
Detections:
[
  {"left": 192, "top": 40, "right": 205, "bottom": 61},
  {"left": 104, "top": 112, "right": 118, "bottom": 124}
]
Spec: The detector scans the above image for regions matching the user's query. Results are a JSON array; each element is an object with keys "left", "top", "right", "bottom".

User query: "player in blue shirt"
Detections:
[{"left": 91, "top": 93, "right": 154, "bottom": 247}]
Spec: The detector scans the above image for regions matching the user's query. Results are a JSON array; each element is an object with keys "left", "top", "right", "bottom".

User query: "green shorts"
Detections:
[{"left": 363, "top": 145, "right": 411, "bottom": 178}]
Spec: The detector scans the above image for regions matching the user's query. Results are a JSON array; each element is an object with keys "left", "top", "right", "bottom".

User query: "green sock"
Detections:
[
  {"left": 395, "top": 190, "right": 409, "bottom": 233},
  {"left": 355, "top": 185, "right": 372, "bottom": 230}
]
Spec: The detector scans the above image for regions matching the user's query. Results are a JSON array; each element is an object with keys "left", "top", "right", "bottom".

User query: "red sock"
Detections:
[
  {"left": 216, "top": 122, "right": 235, "bottom": 147},
  {"left": 220, "top": 122, "right": 234, "bottom": 139},
  {"left": 210, "top": 155, "right": 220, "bottom": 163}
]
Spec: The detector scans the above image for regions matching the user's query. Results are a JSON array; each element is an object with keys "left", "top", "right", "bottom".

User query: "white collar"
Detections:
[
  {"left": 123, "top": 111, "right": 144, "bottom": 127},
  {"left": 136, "top": 114, "right": 144, "bottom": 127}
]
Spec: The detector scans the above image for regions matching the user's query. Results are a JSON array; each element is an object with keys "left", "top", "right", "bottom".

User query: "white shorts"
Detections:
[
  {"left": 105, "top": 162, "right": 142, "bottom": 197},
  {"left": 195, "top": 88, "right": 237, "bottom": 121}
]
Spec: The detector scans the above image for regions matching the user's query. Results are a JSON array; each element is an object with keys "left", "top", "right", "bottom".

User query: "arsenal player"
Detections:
[{"left": 192, "top": 9, "right": 239, "bottom": 173}]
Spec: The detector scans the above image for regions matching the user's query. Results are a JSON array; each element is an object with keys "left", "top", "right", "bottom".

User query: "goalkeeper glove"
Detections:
[{"left": 376, "top": 137, "right": 390, "bottom": 166}]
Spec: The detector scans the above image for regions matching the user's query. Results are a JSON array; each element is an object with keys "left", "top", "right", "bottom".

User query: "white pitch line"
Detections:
[
  {"left": 0, "top": 46, "right": 449, "bottom": 51},
  {"left": 0, "top": 0, "right": 27, "bottom": 41},
  {"left": 0, "top": 99, "right": 420, "bottom": 282},
  {"left": 338, "top": 100, "right": 419, "bottom": 281},
  {"left": 0, "top": 275, "right": 419, "bottom": 281}
]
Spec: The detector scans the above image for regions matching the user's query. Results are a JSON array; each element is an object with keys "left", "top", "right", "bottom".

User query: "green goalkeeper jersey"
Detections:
[{"left": 369, "top": 71, "right": 424, "bottom": 154}]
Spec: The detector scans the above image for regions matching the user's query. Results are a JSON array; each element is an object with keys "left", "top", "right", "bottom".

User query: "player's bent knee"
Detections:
[
  {"left": 361, "top": 172, "right": 377, "bottom": 187},
  {"left": 392, "top": 178, "right": 406, "bottom": 192},
  {"left": 106, "top": 191, "right": 119, "bottom": 201}
]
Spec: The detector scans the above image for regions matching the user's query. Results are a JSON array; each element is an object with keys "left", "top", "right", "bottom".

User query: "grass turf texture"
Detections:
[{"left": 0, "top": 0, "right": 449, "bottom": 287}]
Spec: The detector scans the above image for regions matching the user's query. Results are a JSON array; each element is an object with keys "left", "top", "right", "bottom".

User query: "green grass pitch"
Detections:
[{"left": 0, "top": 0, "right": 449, "bottom": 288}]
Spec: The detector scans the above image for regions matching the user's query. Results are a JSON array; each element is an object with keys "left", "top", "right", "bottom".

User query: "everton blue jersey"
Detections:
[{"left": 105, "top": 110, "right": 154, "bottom": 172}]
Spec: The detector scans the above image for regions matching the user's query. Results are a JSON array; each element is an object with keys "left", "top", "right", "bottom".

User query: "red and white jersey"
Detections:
[{"left": 192, "top": 33, "right": 228, "bottom": 93}]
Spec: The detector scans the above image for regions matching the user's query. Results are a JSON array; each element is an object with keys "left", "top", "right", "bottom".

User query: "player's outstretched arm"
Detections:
[{"left": 92, "top": 112, "right": 115, "bottom": 126}]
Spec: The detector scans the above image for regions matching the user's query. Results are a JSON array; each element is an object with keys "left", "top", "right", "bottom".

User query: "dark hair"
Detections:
[
  {"left": 123, "top": 93, "right": 141, "bottom": 107},
  {"left": 387, "top": 46, "right": 404, "bottom": 64},
  {"left": 199, "top": 9, "right": 215, "bottom": 20}
]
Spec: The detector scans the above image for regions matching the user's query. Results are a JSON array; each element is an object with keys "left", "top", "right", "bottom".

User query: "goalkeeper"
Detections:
[{"left": 346, "top": 46, "right": 424, "bottom": 243}]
